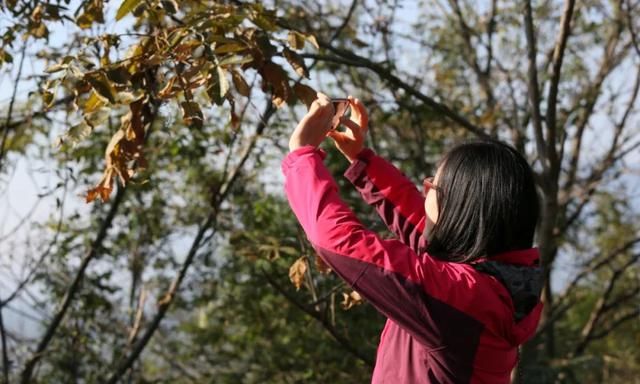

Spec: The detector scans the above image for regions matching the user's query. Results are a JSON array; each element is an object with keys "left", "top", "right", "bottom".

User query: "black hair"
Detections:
[{"left": 425, "top": 140, "right": 540, "bottom": 263}]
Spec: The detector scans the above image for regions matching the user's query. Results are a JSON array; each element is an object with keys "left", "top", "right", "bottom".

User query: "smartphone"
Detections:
[{"left": 331, "top": 98, "right": 350, "bottom": 130}]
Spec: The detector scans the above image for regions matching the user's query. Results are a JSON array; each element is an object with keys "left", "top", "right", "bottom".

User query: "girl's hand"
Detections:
[
  {"left": 327, "top": 96, "right": 369, "bottom": 163},
  {"left": 289, "top": 93, "right": 335, "bottom": 151}
]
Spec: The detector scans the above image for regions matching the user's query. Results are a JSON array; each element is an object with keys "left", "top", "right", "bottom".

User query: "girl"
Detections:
[{"left": 283, "top": 93, "right": 543, "bottom": 383}]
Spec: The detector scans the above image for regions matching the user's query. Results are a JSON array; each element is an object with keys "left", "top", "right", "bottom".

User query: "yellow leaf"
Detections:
[
  {"left": 116, "top": 0, "right": 142, "bottom": 21},
  {"left": 288, "top": 256, "right": 307, "bottom": 291},
  {"left": 287, "top": 31, "right": 305, "bottom": 50},
  {"left": 85, "top": 71, "right": 117, "bottom": 104},
  {"left": 83, "top": 90, "right": 106, "bottom": 113},
  {"left": 213, "top": 43, "right": 247, "bottom": 54},
  {"left": 217, "top": 67, "right": 229, "bottom": 98},
  {"left": 305, "top": 33, "right": 319, "bottom": 50}
]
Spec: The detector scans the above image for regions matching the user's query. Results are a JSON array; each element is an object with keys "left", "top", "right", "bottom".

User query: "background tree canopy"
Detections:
[{"left": 0, "top": 0, "right": 638, "bottom": 383}]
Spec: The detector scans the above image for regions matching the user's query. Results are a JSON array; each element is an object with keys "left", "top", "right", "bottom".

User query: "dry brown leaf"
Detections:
[
  {"left": 293, "top": 83, "right": 317, "bottom": 108},
  {"left": 231, "top": 69, "right": 251, "bottom": 97},
  {"left": 314, "top": 254, "right": 331, "bottom": 274},
  {"left": 288, "top": 256, "right": 307, "bottom": 291},
  {"left": 283, "top": 48, "right": 309, "bottom": 78},
  {"left": 86, "top": 99, "right": 148, "bottom": 203},
  {"left": 260, "top": 61, "right": 290, "bottom": 108},
  {"left": 341, "top": 290, "right": 363, "bottom": 310}
]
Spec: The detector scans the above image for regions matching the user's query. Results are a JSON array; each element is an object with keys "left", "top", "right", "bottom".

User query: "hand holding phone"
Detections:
[
  {"left": 330, "top": 98, "right": 350, "bottom": 131},
  {"left": 327, "top": 96, "right": 369, "bottom": 163}
]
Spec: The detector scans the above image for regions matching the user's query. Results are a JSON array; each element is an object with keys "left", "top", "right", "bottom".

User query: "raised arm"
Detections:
[
  {"left": 344, "top": 148, "right": 427, "bottom": 253},
  {"left": 282, "top": 146, "right": 481, "bottom": 349}
]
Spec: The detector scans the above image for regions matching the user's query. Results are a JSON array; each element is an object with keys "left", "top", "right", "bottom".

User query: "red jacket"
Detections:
[{"left": 282, "top": 146, "right": 543, "bottom": 383}]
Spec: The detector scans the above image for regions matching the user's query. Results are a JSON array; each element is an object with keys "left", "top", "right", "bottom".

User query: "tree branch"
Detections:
[
  {"left": 0, "top": 308, "right": 9, "bottom": 384},
  {"left": 449, "top": 0, "right": 493, "bottom": 103},
  {"left": 523, "top": 0, "right": 548, "bottom": 177},
  {"left": 0, "top": 41, "right": 27, "bottom": 174},
  {"left": 302, "top": 51, "right": 488, "bottom": 138},
  {"left": 573, "top": 250, "right": 640, "bottom": 356},
  {"left": 546, "top": 0, "right": 576, "bottom": 177},
  {"left": 104, "top": 101, "right": 275, "bottom": 384},
  {"left": 20, "top": 184, "right": 127, "bottom": 383},
  {"left": 261, "top": 269, "right": 374, "bottom": 367},
  {"left": 560, "top": 63, "right": 640, "bottom": 231},
  {"left": 590, "top": 308, "right": 640, "bottom": 341},
  {"left": 561, "top": 26, "right": 629, "bottom": 197},
  {"left": 552, "top": 237, "right": 640, "bottom": 315}
]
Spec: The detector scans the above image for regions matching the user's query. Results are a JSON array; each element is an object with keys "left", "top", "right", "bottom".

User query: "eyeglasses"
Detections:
[{"left": 422, "top": 177, "right": 439, "bottom": 196}]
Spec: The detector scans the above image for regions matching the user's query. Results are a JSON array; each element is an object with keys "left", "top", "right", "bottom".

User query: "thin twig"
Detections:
[
  {"left": 19, "top": 185, "right": 127, "bottom": 383},
  {"left": 261, "top": 268, "right": 374, "bottom": 367},
  {"left": 0, "top": 42, "right": 28, "bottom": 173},
  {"left": 0, "top": 308, "right": 9, "bottom": 384}
]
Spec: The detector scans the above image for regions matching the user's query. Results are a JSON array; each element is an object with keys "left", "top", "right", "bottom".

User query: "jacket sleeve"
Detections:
[
  {"left": 282, "top": 146, "right": 482, "bottom": 348},
  {"left": 344, "top": 148, "right": 427, "bottom": 253}
]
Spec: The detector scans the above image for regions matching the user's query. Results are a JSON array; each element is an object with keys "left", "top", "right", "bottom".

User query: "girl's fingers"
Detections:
[
  {"left": 340, "top": 117, "right": 364, "bottom": 141},
  {"left": 346, "top": 97, "right": 368, "bottom": 132},
  {"left": 352, "top": 98, "right": 368, "bottom": 132}
]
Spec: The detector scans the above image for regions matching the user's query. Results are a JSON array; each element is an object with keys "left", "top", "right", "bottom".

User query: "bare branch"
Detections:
[
  {"left": 449, "top": 0, "right": 494, "bottom": 105},
  {"left": 561, "top": 63, "right": 640, "bottom": 231},
  {"left": 301, "top": 51, "right": 489, "bottom": 138},
  {"left": 523, "top": 0, "right": 549, "bottom": 177},
  {"left": 546, "top": 0, "right": 576, "bottom": 176},
  {"left": 624, "top": 0, "right": 640, "bottom": 57},
  {"left": 1, "top": 175, "right": 69, "bottom": 308},
  {"left": 573, "top": 250, "right": 640, "bottom": 356},
  {"left": 0, "top": 308, "right": 9, "bottom": 384},
  {"left": 553, "top": 237, "right": 640, "bottom": 313},
  {"left": 104, "top": 101, "right": 275, "bottom": 384},
  {"left": 19, "top": 185, "right": 127, "bottom": 383},
  {"left": 261, "top": 268, "right": 374, "bottom": 367},
  {"left": 561, "top": 28, "right": 629, "bottom": 197},
  {"left": 590, "top": 308, "right": 640, "bottom": 341}
]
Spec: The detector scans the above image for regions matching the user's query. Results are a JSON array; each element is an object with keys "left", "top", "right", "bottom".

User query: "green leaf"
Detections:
[
  {"left": 305, "top": 34, "right": 319, "bottom": 50},
  {"left": 116, "top": 0, "right": 142, "bottom": 21}
]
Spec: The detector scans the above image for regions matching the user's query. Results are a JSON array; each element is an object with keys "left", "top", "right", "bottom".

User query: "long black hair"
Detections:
[{"left": 425, "top": 140, "right": 540, "bottom": 263}]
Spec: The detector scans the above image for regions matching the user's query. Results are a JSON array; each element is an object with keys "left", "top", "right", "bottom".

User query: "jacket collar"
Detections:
[{"left": 473, "top": 248, "right": 540, "bottom": 266}]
